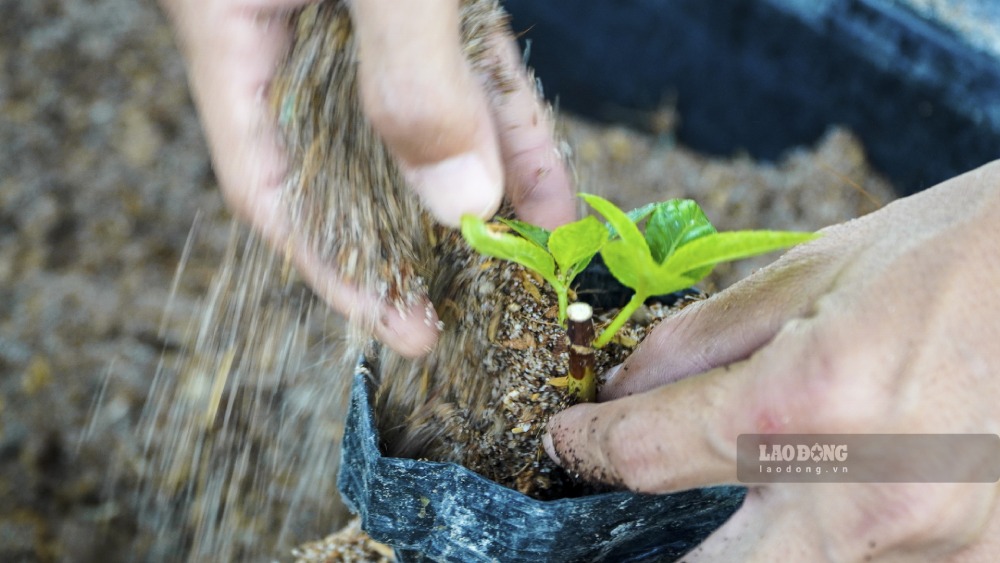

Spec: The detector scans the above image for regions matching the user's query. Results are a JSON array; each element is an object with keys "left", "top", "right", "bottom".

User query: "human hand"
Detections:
[
  {"left": 161, "top": 0, "right": 574, "bottom": 357},
  {"left": 544, "top": 160, "right": 1000, "bottom": 561}
]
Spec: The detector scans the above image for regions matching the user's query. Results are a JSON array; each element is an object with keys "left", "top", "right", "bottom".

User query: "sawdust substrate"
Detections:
[
  {"left": 450, "top": 262, "right": 706, "bottom": 499},
  {"left": 292, "top": 517, "right": 396, "bottom": 563}
]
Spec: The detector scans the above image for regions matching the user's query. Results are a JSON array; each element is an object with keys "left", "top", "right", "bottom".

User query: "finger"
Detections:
[
  {"left": 290, "top": 238, "right": 441, "bottom": 358},
  {"left": 545, "top": 362, "right": 747, "bottom": 492},
  {"left": 688, "top": 483, "right": 1000, "bottom": 562},
  {"left": 350, "top": 0, "right": 503, "bottom": 227},
  {"left": 600, "top": 237, "right": 846, "bottom": 401},
  {"left": 482, "top": 34, "right": 576, "bottom": 230},
  {"left": 545, "top": 307, "right": 861, "bottom": 492},
  {"left": 166, "top": 1, "right": 439, "bottom": 357},
  {"left": 681, "top": 485, "right": 923, "bottom": 562},
  {"left": 166, "top": 1, "right": 313, "bottom": 233},
  {"left": 249, "top": 183, "right": 441, "bottom": 359},
  {"left": 681, "top": 487, "right": 824, "bottom": 562}
]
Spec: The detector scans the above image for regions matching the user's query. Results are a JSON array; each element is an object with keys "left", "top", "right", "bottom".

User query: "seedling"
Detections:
[
  {"left": 581, "top": 194, "right": 818, "bottom": 346},
  {"left": 461, "top": 213, "right": 607, "bottom": 324},
  {"left": 462, "top": 195, "right": 818, "bottom": 398}
]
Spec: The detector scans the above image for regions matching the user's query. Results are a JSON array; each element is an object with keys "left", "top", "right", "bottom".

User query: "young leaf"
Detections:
[
  {"left": 636, "top": 271, "right": 695, "bottom": 305},
  {"left": 580, "top": 194, "right": 650, "bottom": 258},
  {"left": 627, "top": 202, "right": 658, "bottom": 224},
  {"left": 590, "top": 200, "right": 657, "bottom": 239},
  {"left": 664, "top": 230, "right": 820, "bottom": 277},
  {"left": 547, "top": 216, "right": 608, "bottom": 276},
  {"left": 646, "top": 199, "right": 717, "bottom": 264},
  {"left": 498, "top": 217, "right": 551, "bottom": 250},
  {"left": 600, "top": 201, "right": 657, "bottom": 239},
  {"left": 603, "top": 239, "right": 694, "bottom": 299},
  {"left": 598, "top": 239, "right": 656, "bottom": 296},
  {"left": 461, "top": 215, "right": 557, "bottom": 281}
]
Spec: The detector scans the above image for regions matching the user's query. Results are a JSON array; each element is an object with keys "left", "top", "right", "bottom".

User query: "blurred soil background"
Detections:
[{"left": 0, "top": 0, "right": 895, "bottom": 561}]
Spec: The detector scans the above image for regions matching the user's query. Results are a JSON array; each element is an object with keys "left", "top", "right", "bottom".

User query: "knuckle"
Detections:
[
  {"left": 599, "top": 410, "right": 663, "bottom": 492},
  {"left": 769, "top": 321, "right": 883, "bottom": 433},
  {"left": 797, "top": 371, "right": 873, "bottom": 433},
  {"left": 601, "top": 416, "right": 638, "bottom": 488}
]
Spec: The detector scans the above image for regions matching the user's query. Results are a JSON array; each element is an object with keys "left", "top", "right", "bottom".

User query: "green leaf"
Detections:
[
  {"left": 584, "top": 198, "right": 657, "bottom": 240},
  {"left": 641, "top": 271, "right": 698, "bottom": 301},
  {"left": 646, "top": 199, "right": 717, "bottom": 264},
  {"left": 602, "top": 202, "right": 657, "bottom": 239},
  {"left": 599, "top": 239, "right": 649, "bottom": 295},
  {"left": 461, "top": 215, "right": 556, "bottom": 281},
  {"left": 548, "top": 216, "right": 608, "bottom": 277},
  {"left": 627, "top": 202, "right": 658, "bottom": 224},
  {"left": 594, "top": 200, "right": 658, "bottom": 240},
  {"left": 580, "top": 194, "right": 651, "bottom": 261},
  {"left": 664, "top": 231, "right": 820, "bottom": 279},
  {"left": 498, "top": 217, "right": 550, "bottom": 249},
  {"left": 603, "top": 239, "right": 695, "bottom": 300}
]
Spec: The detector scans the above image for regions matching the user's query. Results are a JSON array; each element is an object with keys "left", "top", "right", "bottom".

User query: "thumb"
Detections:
[
  {"left": 600, "top": 239, "right": 845, "bottom": 401},
  {"left": 350, "top": 0, "right": 503, "bottom": 227}
]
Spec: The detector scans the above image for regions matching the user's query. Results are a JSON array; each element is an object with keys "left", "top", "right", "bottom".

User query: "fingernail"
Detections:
[
  {"left": 407, "top": 152, "right": 502, "bottom": 227},
  {"left": 372, "top": 299, "right": 441, "bottom": 359},
  {"left": 542, "top": 431, "right": 562, "bottom": 465}
]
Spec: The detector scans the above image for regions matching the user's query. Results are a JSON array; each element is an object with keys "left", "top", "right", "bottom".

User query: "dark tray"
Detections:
[
  {"left": 504, "top": 0, "right": 1000, "bottom": 195},
  {"left": 338, "top": 367, "right": 746, "bottom": 562}
]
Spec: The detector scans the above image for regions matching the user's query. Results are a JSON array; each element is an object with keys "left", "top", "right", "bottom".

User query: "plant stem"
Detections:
[
  {"left": 556, "top": 285, "right": 568, "bottom": 325},
  {"left": 542, "top": 277, "right": 569, "bottom": 325},
  {"left": 593, "top": 292, "right": 646, "bottom": 348},
  {"left": 566, "top": 302, "right": 596, "bottom": 402}
]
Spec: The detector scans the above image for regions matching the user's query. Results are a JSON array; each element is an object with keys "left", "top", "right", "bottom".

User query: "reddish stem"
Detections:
[{"left": 566, "top": 302, "right": 596, "bottom": 402}]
